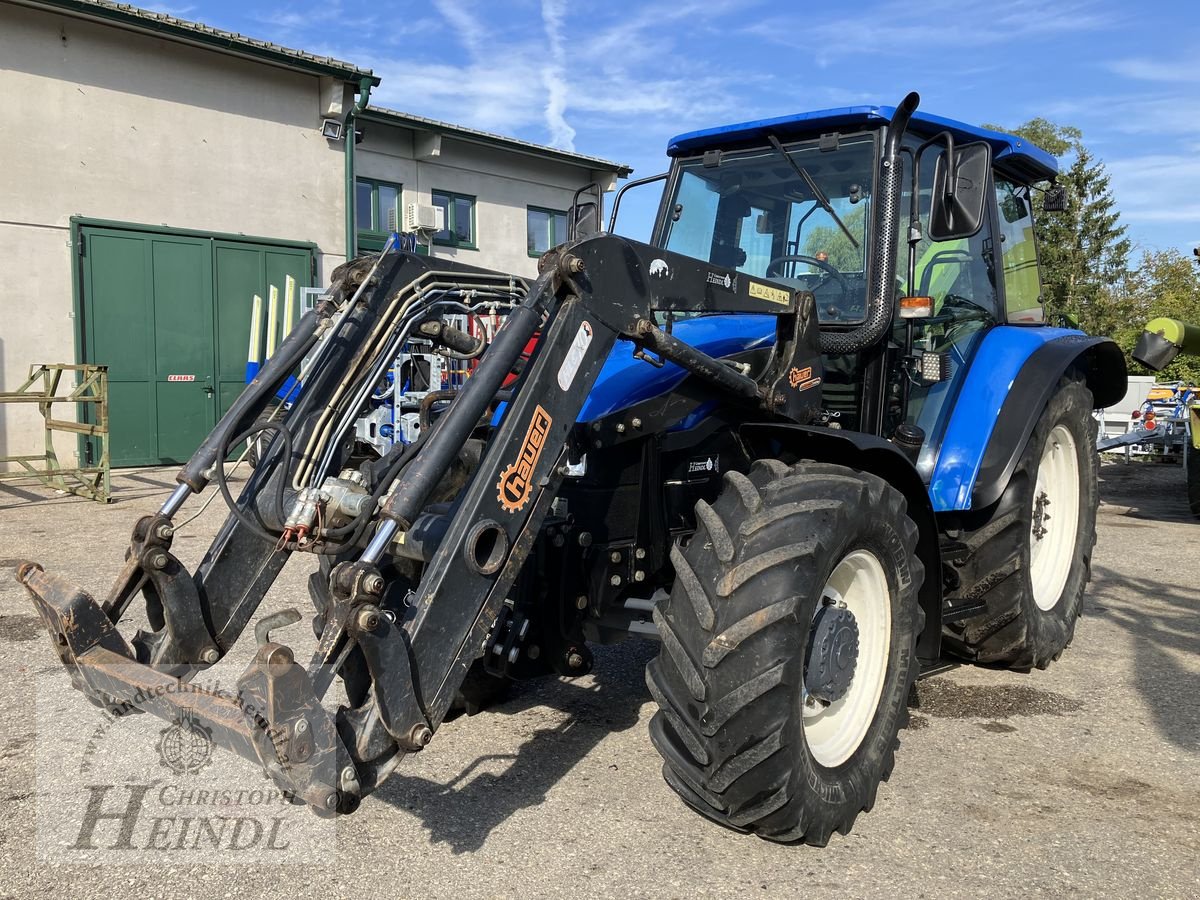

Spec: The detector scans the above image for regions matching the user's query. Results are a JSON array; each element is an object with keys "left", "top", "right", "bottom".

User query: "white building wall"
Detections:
[
  {"left": 357, "top": 132, "right": 602, "bottom": 278},
  {"left": 0, "top": 4, "right": 348, "bottom": 462}
]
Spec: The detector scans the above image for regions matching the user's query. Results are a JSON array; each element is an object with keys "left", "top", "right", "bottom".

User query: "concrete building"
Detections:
[
  {"left": 355, "top": 107, "right": 628, "bottom": 276},
  {"left": 0, "top": 0, "right": 629, "bottom": 468}
]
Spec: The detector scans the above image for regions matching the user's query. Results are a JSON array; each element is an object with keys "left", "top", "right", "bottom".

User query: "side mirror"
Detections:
[
  {"left": 1000, "top": 190, "right": 1028, "bottom": 224},
  {"left": 570, "top": 201, "right": 599, "bottom": 239},
  {"left": 1043, "top": 183, "right": 1069, "bottom": 212},
  {"left": 928, "top": 141, "right": 992, "bottom": 241}
]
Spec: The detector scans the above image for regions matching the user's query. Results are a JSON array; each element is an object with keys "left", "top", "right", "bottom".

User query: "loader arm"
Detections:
[{"left": 19, "top": 234, "right": 822, "bottom": 813}]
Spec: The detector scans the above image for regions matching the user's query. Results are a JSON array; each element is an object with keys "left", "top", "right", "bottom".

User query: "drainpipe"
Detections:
[{"left": 344, "top": 77, "right": 374, "bottom": 263}]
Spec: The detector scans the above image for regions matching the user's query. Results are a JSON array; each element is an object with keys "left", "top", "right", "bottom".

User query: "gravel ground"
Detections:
[{"left": 0, "top": 459, "right": 1197, "bottom": 898}]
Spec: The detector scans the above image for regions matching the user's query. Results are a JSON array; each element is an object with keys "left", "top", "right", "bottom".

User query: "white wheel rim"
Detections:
[
  {"left": 1029, "top": 423, "right": 1081, "bottom": 611},
  {"left": 802, "top": 549, "right": 891, "bottom": 768}
]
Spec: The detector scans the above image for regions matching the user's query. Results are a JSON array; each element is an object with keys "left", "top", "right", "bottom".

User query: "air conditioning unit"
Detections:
[{"left": 404, "top": 203, "right": 444, "bottom": 233}]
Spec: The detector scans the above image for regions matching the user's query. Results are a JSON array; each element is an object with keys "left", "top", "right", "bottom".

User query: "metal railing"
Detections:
[{"left": 0, "top": 364, "right": 110, "bottom": 503}]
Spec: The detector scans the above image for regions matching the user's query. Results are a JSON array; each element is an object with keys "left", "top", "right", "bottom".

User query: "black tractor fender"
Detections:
[
  {"left": 739, "top": 423, "right": 943, "bottom": 664},
  {"left": 970, "top": 335, "right": 1126, "bottom": 510}
]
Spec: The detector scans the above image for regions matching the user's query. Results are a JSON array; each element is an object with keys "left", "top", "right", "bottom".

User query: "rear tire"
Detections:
[
  {"left": 1185, "top": 418, "right": 1200, "bottom": 518},
  {"left": 943, "top": 376, "right": 1097, "bottom": 669},
  {"left": 647, "top": 459, "right": 924, "bottom": 845}
]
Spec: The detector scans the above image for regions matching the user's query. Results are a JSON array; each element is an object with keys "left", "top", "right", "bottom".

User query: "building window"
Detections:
[
  {"left": 356, "top": 179, "right": 402, "bottom": 251},
  {"left": 432, "top": 190, "right": 476, "bottom": 249},
  {"left": 527, "top": 206, "right": 569, "bottom": 256}
]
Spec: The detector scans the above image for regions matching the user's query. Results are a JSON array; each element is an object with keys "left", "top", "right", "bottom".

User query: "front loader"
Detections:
[{"left": 20, "top": 92, "right": 1126, "bottom": 845}]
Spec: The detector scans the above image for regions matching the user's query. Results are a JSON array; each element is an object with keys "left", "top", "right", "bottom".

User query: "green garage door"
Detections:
[{"left": 78, "top": 224, "right": 312, "bottom": 466}]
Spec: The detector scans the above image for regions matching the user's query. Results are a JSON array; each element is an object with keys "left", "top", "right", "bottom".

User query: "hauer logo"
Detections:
[
  {"left": 788, "top": 366, "right": 812, "bottom": 388},
  {"left": 497, "top": 405, "right": 553, "bottom": 513}
]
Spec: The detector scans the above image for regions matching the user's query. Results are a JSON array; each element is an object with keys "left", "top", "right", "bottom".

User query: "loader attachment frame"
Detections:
[{"left": 19, "top": 234, "right": 823, "bottom": 813}]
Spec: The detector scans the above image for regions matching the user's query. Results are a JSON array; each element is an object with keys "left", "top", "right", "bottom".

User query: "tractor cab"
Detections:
[{"left": 638, "top": 105, "right": 1060, "bottom": 468}]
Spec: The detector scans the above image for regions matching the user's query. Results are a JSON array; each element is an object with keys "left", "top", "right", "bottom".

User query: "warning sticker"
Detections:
[
  {"left": 167, "top": 375, "right": 196, "bottom": 382},
  {"left": 749, "top": 281, "right": 790, "bottom": 306},
  {"left": 557, "top": 321, "right": 593, "bottom": 391}
]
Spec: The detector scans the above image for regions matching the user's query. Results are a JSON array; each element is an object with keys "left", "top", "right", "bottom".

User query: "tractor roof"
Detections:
[{"left": 667, "top": 105, "right": 1058, "bottom": 183}]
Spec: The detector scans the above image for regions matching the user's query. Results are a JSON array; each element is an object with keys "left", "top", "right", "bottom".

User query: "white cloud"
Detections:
[
  {"left": 1107, "top": 154, "right": 1200, "bottom": 224},
  {"left": 1109, "top": 56, "right": 1200, "bottom": 84},
  {"left": 253, "top": 2, "right": 379, "bottom": 36},
  {"left": 333, "top": 0, "right": 761, "bottom": 155},
  {"left": 540, "top": 0, "right": 576, "bottom": 151},
  {"left": 1040, "top": 92, "right": 1200, "bottom": 138},
  {"left": 140, "top": 3, "right": 198, "bottom": 17},
  {"left": 430, "top": 0, "right": 485, "bottom": 55},
  {"left": 745, "top": 0, "right": 1116, "bottom": 66}
]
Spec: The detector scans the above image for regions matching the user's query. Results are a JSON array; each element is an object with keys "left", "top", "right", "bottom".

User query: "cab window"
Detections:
[
  {"left": 662, "top": 133, "right": 876, "bottom": 324},
  {"left": 994, "top": 178, "right": 1044, "bottom": 322},
  {"left": 897, "top": 143, "right": 1000, "bottom": 476},
  {"left": 897, "top": 150, "right": 999, "bottom": 320}
]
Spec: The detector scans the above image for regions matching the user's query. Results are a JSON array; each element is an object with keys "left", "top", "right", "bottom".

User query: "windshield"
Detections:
[{"left": 660, "top": 133, "right": 876, "bottom": 323}]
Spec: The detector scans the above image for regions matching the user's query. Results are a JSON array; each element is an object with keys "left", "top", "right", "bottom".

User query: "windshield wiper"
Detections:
[{"left": 766, "top": 134, "right": 860, "bottom": 250}]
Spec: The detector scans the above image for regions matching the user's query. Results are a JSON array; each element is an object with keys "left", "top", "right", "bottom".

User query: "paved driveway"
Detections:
[{"left": 0, "top": 461, "right": 1196, "bottom": 898}]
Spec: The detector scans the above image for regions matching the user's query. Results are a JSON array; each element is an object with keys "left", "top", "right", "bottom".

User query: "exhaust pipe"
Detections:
[{"left": 819, "top": 91, "right": 920, "bottom": 355}]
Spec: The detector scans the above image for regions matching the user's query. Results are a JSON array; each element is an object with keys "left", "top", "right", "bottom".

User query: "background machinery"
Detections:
[
  {"left": 19, "top": 93, "right": 1126, "bottom": 846},
  {"left": 1132, "top": 317, "right": 1200, "bottom": 515}
]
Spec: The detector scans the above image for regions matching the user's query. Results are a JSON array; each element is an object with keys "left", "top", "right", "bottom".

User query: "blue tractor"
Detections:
[{"left": 19, "top": 93, "right": 1126, "bottom": 846}]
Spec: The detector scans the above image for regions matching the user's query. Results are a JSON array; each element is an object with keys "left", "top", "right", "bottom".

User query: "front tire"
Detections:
[
  {"left": 943, "top": 376, "right": 1098, "bottom": 669},
  {"left": 647, "top": 460, "right": 924, "bottom": 845}
]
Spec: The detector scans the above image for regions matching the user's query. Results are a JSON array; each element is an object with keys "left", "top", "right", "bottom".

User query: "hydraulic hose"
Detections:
[
  {"left": 376, "top": 276, "right": 550, "bottom": 531},
  {"left": 819, "top": 91, "right": 920, "bottom": 355}
]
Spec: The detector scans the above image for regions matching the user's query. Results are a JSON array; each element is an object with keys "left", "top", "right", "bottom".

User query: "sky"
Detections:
[{"left": 152, "top": 0, "right": 1199, "bottom": 255}]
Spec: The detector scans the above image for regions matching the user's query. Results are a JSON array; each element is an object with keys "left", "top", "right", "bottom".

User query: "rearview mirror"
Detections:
[
  {"left": 569, "top": 201, "right": 599, "bottom": 239},
  {"left": 999, "top": 189, "right": 1028, "bottom": 224},
  {"left": 929, "top": 141, "right": 992, "bottom": 241},
  {"left": 1043, "top": 183, "right": 1069, "bottom": 212}
]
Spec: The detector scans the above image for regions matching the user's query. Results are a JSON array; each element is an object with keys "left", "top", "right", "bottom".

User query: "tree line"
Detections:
[{"left": 985, "top": 118, "right": 1200, "bottom": 383}]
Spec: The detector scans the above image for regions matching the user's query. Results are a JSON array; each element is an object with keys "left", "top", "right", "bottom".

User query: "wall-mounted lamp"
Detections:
[{"left": 321, "top": 118, "right": 344, "bottom": 141}]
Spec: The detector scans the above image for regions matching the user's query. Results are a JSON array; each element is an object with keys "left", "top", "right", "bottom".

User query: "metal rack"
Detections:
[{"left": 0, "top": 364, "right": 110, "bottom": 503}]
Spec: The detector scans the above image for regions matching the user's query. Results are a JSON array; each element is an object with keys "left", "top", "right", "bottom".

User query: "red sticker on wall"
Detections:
[{"left": 167, "top": 375, "right": 196, "bottom": 382}]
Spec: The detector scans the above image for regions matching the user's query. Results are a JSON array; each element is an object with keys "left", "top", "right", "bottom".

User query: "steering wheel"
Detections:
[{"left": 765, "top": 254, "right": 850, "bottom": 318}]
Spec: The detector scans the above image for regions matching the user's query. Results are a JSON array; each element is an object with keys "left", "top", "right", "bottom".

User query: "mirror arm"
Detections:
[
  {"left": 900, "top": 131, "right": 957, "bottom": 293},
  {"left": 899, "top": 146, "right": 921, "bottom": 299},
  {"left": 608, "top": 172, "right": 669, "bottom": 233},
  {"left": 915, "top": 131, "right": 956, "bottom": 201}
]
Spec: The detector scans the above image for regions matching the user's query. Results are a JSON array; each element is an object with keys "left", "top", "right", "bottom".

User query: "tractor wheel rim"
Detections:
[
  {"left": 802, "top": 549, "right": 891, "bottom": 768},
  {"left": 1029, "top": 423, "right": 1081, "bottom": 611}
]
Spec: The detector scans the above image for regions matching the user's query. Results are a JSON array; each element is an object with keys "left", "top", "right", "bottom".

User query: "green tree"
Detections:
[
  {"left": 800, "top": 204, "right": 869, "bottom": 272},
  {"left": 982, "top": 119, "right": 1131, "bottom": 334}
]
